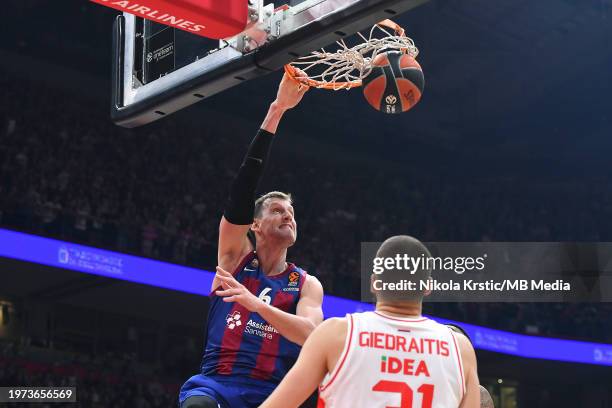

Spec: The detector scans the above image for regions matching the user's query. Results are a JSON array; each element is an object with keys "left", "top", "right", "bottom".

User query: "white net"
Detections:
[{"left": 288, "top": 22, "right": 419, "bottom": 90}]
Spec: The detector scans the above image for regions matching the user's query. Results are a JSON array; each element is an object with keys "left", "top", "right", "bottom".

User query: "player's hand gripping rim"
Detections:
[{"left": 273, "top": 67, "right": 310, "bottom": 111}]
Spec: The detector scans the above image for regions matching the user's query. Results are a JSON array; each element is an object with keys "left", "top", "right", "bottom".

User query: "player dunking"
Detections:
[
  {"left": 179, "top": 72, "right": 324, "bottom": 408},
  {"left": 261, "top": 235, "right": 480, "bottom": 408}
]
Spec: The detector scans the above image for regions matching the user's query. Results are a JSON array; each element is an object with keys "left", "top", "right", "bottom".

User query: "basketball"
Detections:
[{"left": 362, "top": 51, "right": 424, "bottom": 114}]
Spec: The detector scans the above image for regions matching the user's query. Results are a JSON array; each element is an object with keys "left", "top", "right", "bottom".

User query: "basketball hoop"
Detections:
[{"left": 284, "top": 19, "right": 418, "bottom": 90}]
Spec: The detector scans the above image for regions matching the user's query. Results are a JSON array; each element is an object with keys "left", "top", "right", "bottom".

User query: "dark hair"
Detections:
[
  {"left": 374, "top": 235, "right": 432, "bottom": 302},
  {"left": 253, "top": 191, "right": 292, "bottom": 219}
]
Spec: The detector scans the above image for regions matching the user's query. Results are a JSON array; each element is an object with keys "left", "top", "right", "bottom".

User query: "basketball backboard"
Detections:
[{"left": 111, "top": 0, "right": 427, "bottom": 127}]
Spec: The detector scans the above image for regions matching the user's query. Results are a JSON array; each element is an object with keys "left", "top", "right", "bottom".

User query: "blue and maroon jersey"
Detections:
[{"left": 201, "top": 251, "right": 307, "bottom": 384}]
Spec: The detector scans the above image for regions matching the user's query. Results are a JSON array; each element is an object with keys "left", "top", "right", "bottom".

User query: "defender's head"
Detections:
[
  {"left": 251, "top": 191, "right": 296, "bottom": 247},
  {"left": 373, "top": 235, "right": 432, "bottom": 303}
]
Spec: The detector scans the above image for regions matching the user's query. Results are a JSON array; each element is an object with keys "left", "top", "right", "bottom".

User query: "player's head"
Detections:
[
  {"left": 251, "top": 191, "right": 296, "bottom": 247},
  {"left": 372, "top": 235, "right": 432, "bottom": 303}
]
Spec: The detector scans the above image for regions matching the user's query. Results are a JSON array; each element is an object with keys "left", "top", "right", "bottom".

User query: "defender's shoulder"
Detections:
[{"left": 312, "top": 317, "right": 349, "bottom": 341}]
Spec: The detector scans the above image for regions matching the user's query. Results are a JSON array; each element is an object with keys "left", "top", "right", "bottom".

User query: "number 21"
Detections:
[{"left": 372, "top": 380, "right": 434, "bottom": 408}]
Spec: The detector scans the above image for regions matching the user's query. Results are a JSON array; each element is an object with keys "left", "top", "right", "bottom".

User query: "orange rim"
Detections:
[
  {"left": 283, "top": 19, "right": 408, "bottom": 90},
  {"left": 284, "top": 64, "right": 362, "bottom": 89}
]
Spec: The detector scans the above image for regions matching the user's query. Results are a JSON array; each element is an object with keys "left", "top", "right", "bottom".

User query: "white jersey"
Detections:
[{"left": 318, "top": 311, "right": 465, "bottom": 408}]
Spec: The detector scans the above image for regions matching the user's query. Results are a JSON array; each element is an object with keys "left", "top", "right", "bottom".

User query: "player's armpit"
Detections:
[
  {"left": 218, "top": 216, "right": 252, "bottom": 264},
  {"left": 456, "top": 332, "right": 480, "bottom": 408},
  {"left": 259, "top": 318, "right": 344, "bottom": 408},
  {"left": 215, "top": 217, "right": 252, "bottom": 291}
]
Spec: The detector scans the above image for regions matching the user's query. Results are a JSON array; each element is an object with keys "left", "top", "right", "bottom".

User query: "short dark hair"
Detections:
[
  {"left": 374, "top": 235, "right": 432, "bottom": 302},
  {"left": 253, "top": 191, "right": 292, "bottom": 219}
]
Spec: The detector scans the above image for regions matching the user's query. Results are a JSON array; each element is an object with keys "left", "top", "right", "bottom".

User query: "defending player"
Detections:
[
  {"left": 179, "top": 72, "right": 324, "bottom": 408},
  {"left": 261, "top": 235, "right": 480, "bottom": 408}
]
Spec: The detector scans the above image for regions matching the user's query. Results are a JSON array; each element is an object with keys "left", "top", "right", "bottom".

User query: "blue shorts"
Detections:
[{"left": 179, "top": 374, "right": 277, "bottom": 408}]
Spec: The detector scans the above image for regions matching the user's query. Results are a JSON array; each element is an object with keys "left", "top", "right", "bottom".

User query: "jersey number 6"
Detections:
[{"left": 258, "top": 287, "right": 272, "bottom": 305}]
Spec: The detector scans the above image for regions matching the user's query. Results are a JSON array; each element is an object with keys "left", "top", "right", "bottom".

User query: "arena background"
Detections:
[{"left": 1, "top": 0, "right": 612, "bottom": 407}]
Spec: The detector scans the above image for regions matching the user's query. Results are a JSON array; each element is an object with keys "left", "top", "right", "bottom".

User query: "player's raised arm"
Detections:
[
  {"left": 456, "top": 332, "right": 481, "bottom": 408},
  {"left": 216, "top": 72, "right": 309, "bottom": 287}
]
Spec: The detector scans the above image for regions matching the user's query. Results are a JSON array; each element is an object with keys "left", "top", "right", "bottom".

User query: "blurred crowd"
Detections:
[
  {"left": 1, "top": 71, "right": 612, "bottom": 342},
  {"left": 0, "top": 339, "right": 179, "bottom": 408}
]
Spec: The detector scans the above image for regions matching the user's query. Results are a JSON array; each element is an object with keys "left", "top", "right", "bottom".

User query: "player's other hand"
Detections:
[
  {"left": 215, "top": 266, "right": 264, "bottom": 312},
  {"left": 273, "top": 68, "right": 309, "bottom": 111}
]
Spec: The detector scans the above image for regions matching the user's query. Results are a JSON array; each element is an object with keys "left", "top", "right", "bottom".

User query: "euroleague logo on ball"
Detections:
[
  {"left": 385, "top": 95, "right": 397, "bottom": 105},
  {"left": 362, "top": 52, "right": 424, "bottom": 114}
]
